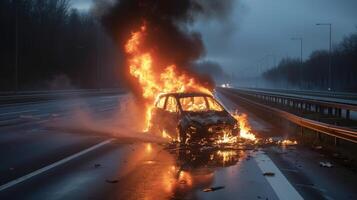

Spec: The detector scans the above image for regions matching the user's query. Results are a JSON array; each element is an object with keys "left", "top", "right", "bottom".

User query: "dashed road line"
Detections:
[
  {"left": 0, "top": 110, "right": 37, "bottom": 116},
  {"left": 0, "top": 138, "right": 115, "bottom": 192}
]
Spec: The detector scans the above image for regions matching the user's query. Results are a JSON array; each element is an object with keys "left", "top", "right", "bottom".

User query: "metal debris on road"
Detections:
[
  {"left": 106, "top": 179, "right": 119, "bottom": 183},
  {"left": 203, "top": 186, "right": 225, "bottom": 192},
  {"left": 319, "top": 161, "right": 333, "bottom": 168},
  {"left": 263, "top": 172, "right": 275, "bottom": 176}
]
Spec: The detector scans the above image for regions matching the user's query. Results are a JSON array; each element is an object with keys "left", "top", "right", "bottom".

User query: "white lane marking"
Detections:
[
  {"left": 0, "top": 110, "right": 37, "bottom": 116},
  {"left": 254, "top": 151, "right": 304, "bottom": 200},
  {"left": 0, "top": 139, "right": 115, "bottom": 192},
  {"left": 100, "top": 99, "right": 114, "bottom": 102},
  {"left": 36, "top": 119, "right": 50, "bottom": 124},
  {"left": 99, "top": 108, "right": 112, "bottom": 112}
]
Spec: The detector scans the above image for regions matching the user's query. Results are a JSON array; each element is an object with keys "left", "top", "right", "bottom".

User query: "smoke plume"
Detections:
[{"left": 94, "top": 0, "right": 234, "bottom": 93}]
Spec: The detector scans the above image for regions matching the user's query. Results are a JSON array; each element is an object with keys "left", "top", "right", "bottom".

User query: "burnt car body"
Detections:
[{"left": 150, "top": 92, "right": 238, "bottom": 143}]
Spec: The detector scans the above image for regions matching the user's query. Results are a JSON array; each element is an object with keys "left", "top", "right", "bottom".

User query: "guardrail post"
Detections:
[
  {"left": 346, "top": 110, "right": 350, "bottom": 120},
  {"left": 318, "top": 132, "right": 322, "bottom": 141},
  {"left": 300, "top": 126, "right": 304, "bottom": 138},
  {"left": 328, "top": 107, "right": 332, "bottom": 115},
  {"left": 334, "top": 137, "right": 340, "bottom": 146},
  {"left": 319, "top": 106, "right": 324, "bottom": 114}
]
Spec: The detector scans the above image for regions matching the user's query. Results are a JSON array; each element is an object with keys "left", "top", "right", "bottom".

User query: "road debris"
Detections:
[
  {"left": 332, "top": 153, "right": 340, "bottom": 158},
  {"left": 263, "top": 172, "right": 275, "bottom": 176},
  {"left": 319, "top": 161, "right": 333, "bottom": 168},
  {"left": 203, "top": 186, "right": 225, "bottom": 192},
  {"left": 106, "top": 179, "right": 119, "bottom": 183},
  {"left": 94, "top": 164, "right": 101, "bottom": 168}
]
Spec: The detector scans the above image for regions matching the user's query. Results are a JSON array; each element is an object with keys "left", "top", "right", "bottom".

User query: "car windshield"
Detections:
[
  {"left": 206, "top": 96, "right": 225, "bottom": 111},
  {"left": 179, "top": 96, "right": 224, "bottom": 112}
]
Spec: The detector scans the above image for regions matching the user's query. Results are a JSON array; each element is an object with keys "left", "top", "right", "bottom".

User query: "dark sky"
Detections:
[{"left": 71, "top": 0, "right": 357, "bottom": 77}]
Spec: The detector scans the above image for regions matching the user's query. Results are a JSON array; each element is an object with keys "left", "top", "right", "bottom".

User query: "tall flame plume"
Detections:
[{"left": 125, "top": 24, "right": 211, "bottom": 130}]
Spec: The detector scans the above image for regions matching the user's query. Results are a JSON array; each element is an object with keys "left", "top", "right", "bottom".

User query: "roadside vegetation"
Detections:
[
  {"left": 263, "top": 30, "right": 357, "bottom": 92},
  {"left": 0, "top": 0, "right": 121, "bottom": 91}
]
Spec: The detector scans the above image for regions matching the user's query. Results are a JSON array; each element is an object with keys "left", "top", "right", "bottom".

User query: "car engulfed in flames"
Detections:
[
  {"left": 123, "top": 23, "right": 256, "bottom": 144},
  {"left": 149, "top": 92, "right": 239, "bottom": 144}
]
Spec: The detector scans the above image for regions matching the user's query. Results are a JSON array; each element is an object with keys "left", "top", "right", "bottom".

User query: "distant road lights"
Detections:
[{"left": 316, "top": 23, "right": 332, "bottom": 91}]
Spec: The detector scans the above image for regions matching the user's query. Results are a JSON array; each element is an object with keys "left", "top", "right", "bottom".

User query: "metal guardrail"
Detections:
[
  {"left": 243, "top": 87, "right": 357, "bottom": 100},
  {"left": 225, "top": 88, "right": 357, "bottom": 121},
  {"left": 219, "top": 88, "right": 357, "bottom": 144}
]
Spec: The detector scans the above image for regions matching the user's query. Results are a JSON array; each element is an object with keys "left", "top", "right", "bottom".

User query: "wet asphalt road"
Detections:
[{"left": 0, "top": 92, "right": 356, "bottom": 200}]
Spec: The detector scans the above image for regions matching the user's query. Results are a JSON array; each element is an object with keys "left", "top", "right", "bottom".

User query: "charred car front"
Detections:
[{"left": 150, "top": 92, "right": 238, "bottom": 144}]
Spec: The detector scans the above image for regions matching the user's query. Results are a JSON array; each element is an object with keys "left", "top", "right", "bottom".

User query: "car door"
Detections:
[
  {"left": 151, "top": 95, "right": 167, "bottom": 133},
  {"left": 163, "top": 96, "right": 180, "bottom": 137}
]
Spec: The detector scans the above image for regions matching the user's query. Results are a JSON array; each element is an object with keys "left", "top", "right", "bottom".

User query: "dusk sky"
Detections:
[{"left": 71, "top": 0, "right": 357, "bottom": 77}]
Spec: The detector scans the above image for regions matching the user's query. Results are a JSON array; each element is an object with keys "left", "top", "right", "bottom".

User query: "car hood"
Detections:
[{"left": 185, "top": 111, "right": 236, "bottom": 126}]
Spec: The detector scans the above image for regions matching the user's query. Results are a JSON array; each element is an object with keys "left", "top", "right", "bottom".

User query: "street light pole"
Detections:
[
  {"left": 15, "top": 1, "right": 19, "bottom": 92},
  {"left": 291, "top": 37, "right": 303, "bottom": 86},
  {"left": 316, "top": 23, "right": 332, "bottom": 90},
  {"left": 291, "top": 37, "right": 303, "bottom": 64}
]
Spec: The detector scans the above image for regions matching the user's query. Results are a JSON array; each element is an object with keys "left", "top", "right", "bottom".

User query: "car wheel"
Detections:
[
  {"left": 180, "top": 126, "right": 196, "bottom": 145},
  {"left": 179, "top": 127, "right": 186, "bottom": 144}
]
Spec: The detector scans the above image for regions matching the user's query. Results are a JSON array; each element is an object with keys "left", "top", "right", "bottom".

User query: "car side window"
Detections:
[
  {"left": 165, "top": 96, "right": 178, "bottom": 113},
  {"left": 156, "top": 96, "right": 166, "bottom": 109}
]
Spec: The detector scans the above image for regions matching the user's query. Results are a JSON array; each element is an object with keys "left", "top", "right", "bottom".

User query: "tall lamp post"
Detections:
[
  {"left": 291, "top": 37, "right": 303, "bottom": 86},
  {"left": 316, "top": 23, "right": 332, "bottom": 91},
  {"left": 291, "top": 37, "right": 303, "bottom": 64},
  {"left": 15, "top": 1, "right": 19, "bottom": 92}
]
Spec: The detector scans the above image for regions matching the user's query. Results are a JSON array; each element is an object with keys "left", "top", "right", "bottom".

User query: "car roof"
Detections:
[{"left": 158, "top": 92, "right": 212, "bottom": 98}]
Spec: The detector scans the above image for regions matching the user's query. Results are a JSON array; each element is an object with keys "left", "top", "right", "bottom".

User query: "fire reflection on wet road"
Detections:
[{"left": 104, "top": 141, "right": 264, "bottom": 200}]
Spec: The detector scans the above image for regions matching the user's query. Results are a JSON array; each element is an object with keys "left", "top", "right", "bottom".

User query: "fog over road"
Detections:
[{"left": 0, "top": 92, "right": 356, "bottom": 200}]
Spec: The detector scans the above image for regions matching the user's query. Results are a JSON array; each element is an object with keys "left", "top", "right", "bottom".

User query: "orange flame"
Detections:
[
  {"left": 125, "top": 24, "right": 211, "bottom": 130},
  {"left": 233, "top": 113, "right": 256, "bottom": 141}
]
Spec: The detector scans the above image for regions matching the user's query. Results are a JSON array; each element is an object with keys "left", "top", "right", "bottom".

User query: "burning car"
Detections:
[{"left": 149, "top": 92, "right": 238, "bottom": 144}]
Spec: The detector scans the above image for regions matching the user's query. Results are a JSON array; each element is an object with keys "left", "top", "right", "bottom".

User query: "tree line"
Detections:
[
  {"left": 263, "top": 30, "right": 357, "bottom": 92},
  {"left": 0, "top": 0, "right": 122, "bottom": 91}
]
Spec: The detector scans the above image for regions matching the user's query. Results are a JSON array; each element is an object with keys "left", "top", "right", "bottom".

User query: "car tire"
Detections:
[{"left": 179, "top": 126, "right": 187, "bottom": 145}]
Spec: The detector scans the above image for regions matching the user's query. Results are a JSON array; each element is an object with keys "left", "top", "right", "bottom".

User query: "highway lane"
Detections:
[
  {"left": 0, "top": 95, "right": 121, "bottom": 126},
  {"left": 0, "top": 92, "right": 356, "bottom": 199},
  {"left": 0, "top": 94, "right": 122, "bottom": 187}
]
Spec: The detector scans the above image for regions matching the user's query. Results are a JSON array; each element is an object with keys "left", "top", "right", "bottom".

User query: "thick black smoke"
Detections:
[{"left": 94, "top": 0, "right": 233, "bottom": 86}]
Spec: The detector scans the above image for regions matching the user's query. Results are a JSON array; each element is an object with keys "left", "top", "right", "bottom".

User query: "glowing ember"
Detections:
[
  {"left": 125, "top": 24, "right": 211, "bottom": 131},
  {"left": 278, "top": 139, "right": 298, "bottom": 146},
  {"left": 215, "top": 132, "right": 238, "bottom": 144},
  {"left": 217, "top": 150, "right": 238, "bottom": 164},
  {"left": 161, "top": 129, "right": 172, "bottom": 139}
]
